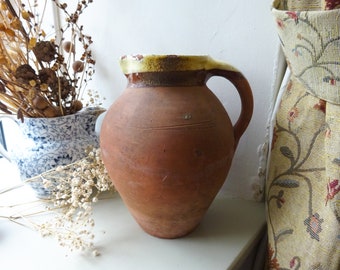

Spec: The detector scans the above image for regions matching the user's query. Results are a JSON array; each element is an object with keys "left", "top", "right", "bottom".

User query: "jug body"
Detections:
[{"left": 100, "top": 55, "right": 253, "bottom": 238}]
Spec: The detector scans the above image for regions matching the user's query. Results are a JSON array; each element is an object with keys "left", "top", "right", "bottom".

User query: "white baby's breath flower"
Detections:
[{"left": 2, "top": 147, "right": 115, "bottom": 254}]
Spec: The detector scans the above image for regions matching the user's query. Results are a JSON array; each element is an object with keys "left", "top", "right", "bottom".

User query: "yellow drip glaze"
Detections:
[{"left": 119, "top": 55, "right": 239, "bottom": 74}]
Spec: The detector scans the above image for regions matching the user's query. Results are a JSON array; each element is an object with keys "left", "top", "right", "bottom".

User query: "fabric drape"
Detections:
[{"left": 266, "top": 0, "right": 340, "bottom": 269}]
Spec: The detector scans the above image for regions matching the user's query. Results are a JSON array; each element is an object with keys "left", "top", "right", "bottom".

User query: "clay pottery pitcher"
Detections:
[{"left": 100, "top": 55, "right": 253, "bottom": 238}]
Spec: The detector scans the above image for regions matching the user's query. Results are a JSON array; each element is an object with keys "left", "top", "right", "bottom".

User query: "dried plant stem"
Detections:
[
  {"left": 5, "top": 0, "right": 29, "bottom": 42},
  {"left": 0, "top": 177, "right": 36, "bottom": 195},
  {"left": 0, "top": 147, "right": 113, "bottom": 254},
  {"left": 0, "top": 0, "right": 97, "bottom": 119}
]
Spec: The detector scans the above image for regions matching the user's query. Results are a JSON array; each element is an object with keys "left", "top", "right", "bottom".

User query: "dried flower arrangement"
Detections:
[
  {"left": 0, "top": 0, "right": 96, "bottom": 120},
  {"left": 0, "top": 0, "right": 113, "bottom": 255},
  {"left": 0, "top": 147, "right": 115, "bottom": 255}
]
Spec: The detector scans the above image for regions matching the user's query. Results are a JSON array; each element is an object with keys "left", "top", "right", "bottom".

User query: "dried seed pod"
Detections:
[
  {"left": 32, "top": 95, "right": 49, "bottom": 110},
  {"left": 33, "top": 41, "right": 57, "bottom": 62},
  {"left": 15, "top": 64, "right": 37, "bottom": 84},
  {"left": 72, "top": 61, "right": 84, "bottom": 73},
  {"left": 72, "top": 100, "right": 83, "bottom": 112},
  {"left": 39, "top": 68, "right": 57, "bottom": 86},
  {"left": 51, "top": 76, "right": 74, "bottom": 99},
  {"left": 42, "top": 105, "right": 62, "bottom": 117},
  {"left": 63, "top": 41, "right": 75, "bottom": 53},
  {"left": 17, "top": 108, "right": 24, "bottom": 122}
]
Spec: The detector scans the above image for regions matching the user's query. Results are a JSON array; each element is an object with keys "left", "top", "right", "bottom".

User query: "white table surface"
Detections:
[{"left": 0, "top": 159, "right": 265, "bottom": 270}]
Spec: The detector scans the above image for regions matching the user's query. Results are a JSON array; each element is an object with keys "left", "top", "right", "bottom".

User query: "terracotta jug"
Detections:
[{"left": 100, "top": 55, "right": 253, "bottom": 238}]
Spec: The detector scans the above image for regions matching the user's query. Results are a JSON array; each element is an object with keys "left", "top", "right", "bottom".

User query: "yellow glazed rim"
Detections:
[{"left": 119, "top": 54, "right": 239, "bottom": 74}]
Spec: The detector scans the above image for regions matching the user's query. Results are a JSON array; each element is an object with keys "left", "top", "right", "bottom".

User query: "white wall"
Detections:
[{"left": 80, "top": 0, "right": 278, "bottom": 199}]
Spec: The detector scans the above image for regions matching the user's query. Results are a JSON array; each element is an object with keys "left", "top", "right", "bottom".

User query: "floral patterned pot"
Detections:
[
  {"left": 0, "top": 107, "right": 105, "bottom": 198},
  {"left": 266, "top": 1, "right": 340, "bottom": 269}
]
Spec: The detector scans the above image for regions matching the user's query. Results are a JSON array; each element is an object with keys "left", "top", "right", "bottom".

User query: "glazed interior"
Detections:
[{"left": 119, "top": 55, "right": 238, "bottom": 74}]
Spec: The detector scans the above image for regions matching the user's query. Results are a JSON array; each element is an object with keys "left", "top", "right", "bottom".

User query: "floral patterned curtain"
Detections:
[{"left": 265, "top": 0, "right": 340, "bottom": 269}]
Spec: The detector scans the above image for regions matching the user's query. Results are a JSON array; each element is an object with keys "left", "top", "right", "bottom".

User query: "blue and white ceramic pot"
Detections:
[{"left": 0, "top": 107, "right": 105, "bottom": 198}]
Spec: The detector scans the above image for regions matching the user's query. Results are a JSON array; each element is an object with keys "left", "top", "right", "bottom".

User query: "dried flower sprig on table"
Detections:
[
  {"left": 0, "top": 0, "right": 95, "bottom": 120},
  {"left": 39, "top": 147, "right": 114, "bottom": 254},
  {"left": 0, "top": 147, "right": 115, "bottom": 255}
]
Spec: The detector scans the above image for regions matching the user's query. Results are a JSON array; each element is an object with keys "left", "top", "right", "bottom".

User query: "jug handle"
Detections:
[
  {"left": 205, "top": 59, "right": 253, "bottom": 149},
  {"left": 0, "top": 115, "right": 17, "bottom": 161}
]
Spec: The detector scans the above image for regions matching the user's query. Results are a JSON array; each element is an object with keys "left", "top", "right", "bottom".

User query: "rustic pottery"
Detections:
[
  {"left": 0, "top": 107, "right": 105, "bottom": 198},
  {"left": 100, "top": 55, "right": 253, "bottom": 238}
]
